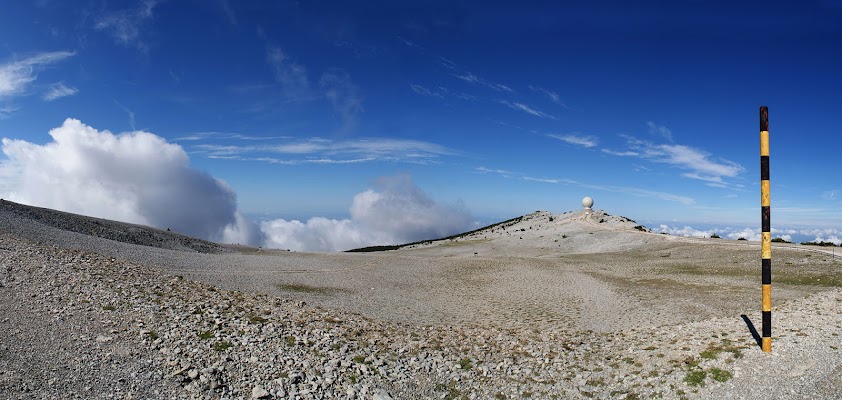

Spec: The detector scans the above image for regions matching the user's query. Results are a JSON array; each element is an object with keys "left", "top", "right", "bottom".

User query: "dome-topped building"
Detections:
[{"left": 582, "top": 196, "right": 593, "bottom": 215}]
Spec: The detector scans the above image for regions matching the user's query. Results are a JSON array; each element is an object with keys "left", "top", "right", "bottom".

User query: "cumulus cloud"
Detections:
[
  {"left": 261, "top": 175, "right": 475, "bottom": 252},
  {"left": 0, "top": 118, "right": 263, "bottom": 245}
]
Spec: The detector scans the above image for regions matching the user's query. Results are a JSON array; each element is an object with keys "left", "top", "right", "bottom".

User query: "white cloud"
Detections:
[
  {"left": 656, "top": 225, "right": 805, "bottom": 242},
  {"left": 261, "top": 175, "right": 474, "bottom": 252},
  {"left": 499, "top": 100, "right": 555, "bottom": 119},
  {"left": 113, "top": 100, "right": 136, "bottom": 130},
  {"left": 523, "top": 176, "right": 560, "bottom": 184},
  {"left": 95, "top": 0, "right": 159, "bottom": 52},
  {"left": 0, "top": 51, "right": 75, "bottom": 99},
  {"left": 475, "top": 166, "right": 517, "bottom": 178},
  {"left": 410, "top": 84, "right": 475, "bottom": 101},
  {"left": 602, "top": 149, "right": 639, "bottom": 156},
  {"left": 479, "top": 165, "right": 695, "bottom": 206},
  {"left": 438, "top": 57, "right": 456, "bottom": 70},
  {"left": 0, "top": 118, "right": 264, "bottom": 245},
  {"left": 725, "top": 228, "right": 762, "bottom": 241},
  {"left": 655, "top": 144, "right": 743, "bottom": 179},
  {"left": 647, "top": 121, "right": 673, "bottom": 141},
  {"left": 396, "top": 35, "right": 424, "bottom": 50},
  {"left": 190, "top": 137, "right": 455, "bottom": 164},
  {"left": 43, "top": 82, "right": 78, "bottom": 101},
  {"left": 0, "top": 106, "right": 19, "bottom": 119},
  {"left": 814, "top": 235, "right": 841, "bottom": 245},
  {"left": 605, "top": 135, "right": 744, "bottom": 186},
  {"left": 658, "top": 225, "right": 714, "bottom": 238},
  {"left": 174, "top": 132, "right": 290, "bottom": 141},
  {"left": 797, "top": 228, "right": 842, "bottom": 245},
  {"left": 548, "top": 133, "right": 598, "bottom": 148}
]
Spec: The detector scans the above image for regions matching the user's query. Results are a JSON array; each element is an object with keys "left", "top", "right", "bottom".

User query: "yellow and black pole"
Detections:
[{"left": 760, "top": 106, "right": 772, "bottom": 352}]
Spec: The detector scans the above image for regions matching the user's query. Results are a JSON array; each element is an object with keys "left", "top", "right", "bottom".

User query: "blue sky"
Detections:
[{"left": 1, "top": 1, "right": 841, "bottom": 250}]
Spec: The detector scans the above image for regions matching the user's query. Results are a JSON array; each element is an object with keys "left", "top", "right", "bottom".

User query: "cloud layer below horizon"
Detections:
[
  {"left": 0, "top": 119, "right": 473, "bottom": 252},
  {"left": 261, "top": 175, "right": 474, "bottom": 252}
]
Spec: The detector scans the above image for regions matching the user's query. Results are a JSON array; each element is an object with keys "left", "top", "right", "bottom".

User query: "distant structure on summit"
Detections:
[{"left": 582, "top": 196, "right": 593, "bottom": 215}]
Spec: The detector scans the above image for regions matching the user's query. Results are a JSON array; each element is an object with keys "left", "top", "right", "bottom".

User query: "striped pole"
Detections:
[{"left": 760, "top": 106, "right": 772, "bottom": 352}]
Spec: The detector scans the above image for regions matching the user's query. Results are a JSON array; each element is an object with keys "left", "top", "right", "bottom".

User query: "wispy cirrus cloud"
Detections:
[
  {"left": 0, "top": 106, "right": 19, "bottom": 119},
  {"left": 499, "top": 100, "right": 555, "bottom": 119},
  {"left": 0, "top": 51, "right": 76, "bottom": 100},
  {"left": 267, "top": 47, "right": 313, "bottom": 101},
  {"left": 410, "top": 84, "right": 443, "bottom": 98},
  {"left": 113, "top": 100, "right": 136, "bottom": 130},
  {"left": 244, "top": 156, "right": 375, "bottom": 165},
  {"left": 396, "top": 35, "right": 425, "bottom": 50},
  {"left": 454, "top": 72, "right": 513, "bottom": 93},
  {"left": 529, "top": 85, "right": 568, "bottom": 108},
  {"left": 603, "top": 134, "right": 744, "bottom": 188},
  {"left": 43, "top": 82, "right": 78, "bottom": 101},
  {"left": 175, "top": 132, "right": 291, "bottom": 141},
  {"left": 438, "top": 56, "right": 456, "bottom": 70},
  {"left": 262, "top": 48, "right": 364, "bottom": 133},
  {"left": 410, "top": 84, "right": 475, "bottom": 101},
  {"left": 647, "top": 121, "right": 673, "bottom": 141},
  {"left": 601, "top": 149, "right": 639, "bottom": 156},
  {"left": 189, "top": 136, "right": 457, "bottom": 165},
  {"left": 547, "top": 133, "right": 598, "bottom": 148},
  {"left": 574, "top": 181, "right": 695, "bottom": 206},
  {"left": 216, "top": 0, "right": 237, "bottom": 25},
  {"left": 476, "top": 165, "right": 695, "bottom": 206},
  {"left": 95, "top": 0, "right": 159, "bottom": 52},
  {"left": 651, "top": 143, "right": 743, "bottom": 184},
  {"left": 522, "top": 176, "right": 560, "bottom": 184},
  {"left": 320, "top": 70, "right": 364, "bottom": 133},
  {"left": 529, "top": 176, "right": 695, "bottom": 206},
  {"left": 475, "top": 166, "right": 518, "bottom": 178}
]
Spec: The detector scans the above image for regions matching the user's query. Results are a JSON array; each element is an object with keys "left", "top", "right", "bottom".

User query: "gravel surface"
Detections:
[{"left": 1, "top": 200, "right": 840, "bottom": 399}]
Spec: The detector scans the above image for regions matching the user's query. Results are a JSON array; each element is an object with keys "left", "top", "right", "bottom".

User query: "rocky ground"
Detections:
[{"left": 1, "top": 201, "right": 840, "bottom": 399}]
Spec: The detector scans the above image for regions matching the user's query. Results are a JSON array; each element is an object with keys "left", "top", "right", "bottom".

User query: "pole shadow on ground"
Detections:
[{"left": 741, "top": 314, "right": 763, "bottom": 349}]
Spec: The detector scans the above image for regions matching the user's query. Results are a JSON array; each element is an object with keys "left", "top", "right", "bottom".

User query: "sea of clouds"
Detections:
[
  {"left": 0, "top": 119, "right": 474, "bottom": 252},
  {"left": 654, "top": 224, "right": 841, "bottom": 246}
]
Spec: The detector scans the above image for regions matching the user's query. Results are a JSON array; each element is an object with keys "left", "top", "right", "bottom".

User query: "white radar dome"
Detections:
[{"left": 582, "top": 196, "right": 594, "bottom": 208}]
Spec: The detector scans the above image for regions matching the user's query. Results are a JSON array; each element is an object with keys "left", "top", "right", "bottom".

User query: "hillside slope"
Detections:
[
  {"left": 0, "top": 199, "right": 232, "bottom": 253},
  {"left": 354, "top": 209, "right": 664, "bottom": 256}
]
